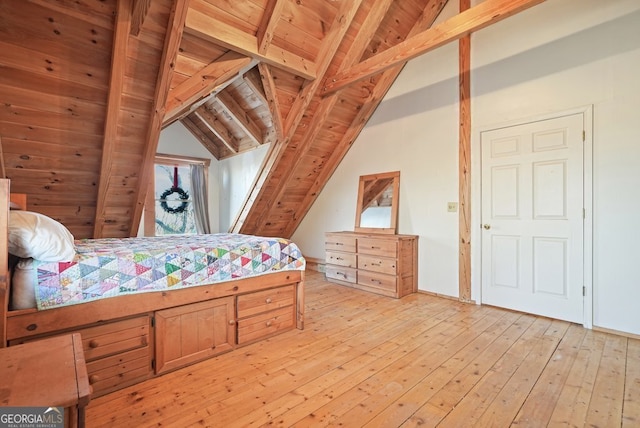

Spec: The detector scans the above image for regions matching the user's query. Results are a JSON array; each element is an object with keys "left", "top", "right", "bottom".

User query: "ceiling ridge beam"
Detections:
[
  {"left": 321, "top": 0, "right": 545, "bottom": 95},
  {"left": 184, "top": 1, "right": 316, "bottom": 81},
  {"left": 163, "top": 51, "right": 253, "bottom": 124}
]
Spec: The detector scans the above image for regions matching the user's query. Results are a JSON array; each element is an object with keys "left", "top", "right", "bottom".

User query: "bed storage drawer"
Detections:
[
  {"left": 79, "top": 316, "right": 150, "bottom": 361},
  {"left": 86, "top": 347, "right": 151, "bottom": 394},
  {"left": 237, "top": 285, "right": 295, "bottom": 319},
  {"left": 237, "top": 306, "right": 294, "bottom": 345},
  {"left": 155, "top": 297, "right": 235, "bottom": 375}
]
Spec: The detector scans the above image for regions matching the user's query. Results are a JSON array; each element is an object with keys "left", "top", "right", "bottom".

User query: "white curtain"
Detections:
[{"left": 190, "top": 163, "right": 211, "bottom": 234}]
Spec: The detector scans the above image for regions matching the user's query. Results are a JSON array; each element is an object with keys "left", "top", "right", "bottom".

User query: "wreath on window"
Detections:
[{"left": 160, "top": 166, "right": 190, "bottom": 214}]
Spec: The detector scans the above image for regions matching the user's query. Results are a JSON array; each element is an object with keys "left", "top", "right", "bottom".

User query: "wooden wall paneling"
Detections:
[
  {"left": 459, "top": 0, "right": 472, "bottom": 302},
  {"left": 322, "top": 0, "right": 546, "bottom": 95},
  {"left": 129, "top": 0, "right": 190, "bottom": 237},
  {"left": 0, "top": 179, "right": 9, "bottom": 346}
]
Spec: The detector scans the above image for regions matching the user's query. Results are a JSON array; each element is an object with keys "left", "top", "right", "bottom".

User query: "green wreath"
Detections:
[{"left": 160, "top": 187, "right": 190, "bottom": 214}]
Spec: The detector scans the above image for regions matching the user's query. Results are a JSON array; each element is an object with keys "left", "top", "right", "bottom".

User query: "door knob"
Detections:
[{"left": 483, "top": 224, "right": 491, "bottom": 230}]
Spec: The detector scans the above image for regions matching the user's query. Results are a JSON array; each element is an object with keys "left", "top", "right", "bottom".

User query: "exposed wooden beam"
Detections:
[
  {"left": 459, "top": 0, "right": 472, "bottom": 302},
  {"left": 233, "top": 0, "right": 363, "bottom": 233},
  {"left": 130, "top": 0, "right": 150, "bottom": 36},
  {"left": 185, "top": 0, "right": 316, "bottom": 81},
  {"left": 216, "top": 92, "right": 263, "bottom": 146},
  {"left": 163, "top": 52, "right": 254, "bottom": 125},
  {"left": 281, "top": 0, "right": 450, "bottom": 238},
  {"left": 257, "top": 63, "right": 284, "bottom": 142},
  {"left": 129, "top": 0, "right": 190, "bottom": 236},
  {"left": 93, "top": 0, "right": 132, "bottom": 238},
  {"left": 243, "top": 69, "right": 268, "bottom": 107},
  {"left": 257, "top": 0, "right": 285, "bottom": 54},
  {"left": 180, "top": 116, "right": 221, "bottom": 160},
  {"left": 321, "top": 0, "right": 545, "bottom": 95},
  {"left": 194, "top": 107, "right": 239, "bottom": 154}
]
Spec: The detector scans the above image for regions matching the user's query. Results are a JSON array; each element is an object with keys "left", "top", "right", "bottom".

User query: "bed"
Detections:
[{"left": 0, "top": 179, "right": 305, "bottom": 396}]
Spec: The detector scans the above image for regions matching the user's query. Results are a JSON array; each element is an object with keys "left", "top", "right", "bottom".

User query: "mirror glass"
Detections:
[{"left": 355, "top": 171, "right": 400, "bottom": 234}]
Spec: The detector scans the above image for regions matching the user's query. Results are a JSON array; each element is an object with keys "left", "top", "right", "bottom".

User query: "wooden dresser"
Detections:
[{"left": 325, "top": 232, "right": 418, "bottom": 298}]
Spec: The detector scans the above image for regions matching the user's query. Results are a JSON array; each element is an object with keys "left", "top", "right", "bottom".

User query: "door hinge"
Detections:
[
  {"left": 151, "top": 358, "right": 156, "bottom": 370},
  {"left": 582, "top": 130, "right": 586, "bottom": 141},
  {"left": 151, "top": 316, "right": 155, "bottom": 327},
  {"left": 583, "top": 208, "right": 586, "bottom": 219},
  {"left": 582, "top": 286, "right": 586, "bottom": 296}
]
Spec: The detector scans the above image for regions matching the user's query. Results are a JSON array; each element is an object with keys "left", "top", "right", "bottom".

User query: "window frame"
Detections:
[{"left": 144, "top": 153, "right": 211, "bottom": 236}]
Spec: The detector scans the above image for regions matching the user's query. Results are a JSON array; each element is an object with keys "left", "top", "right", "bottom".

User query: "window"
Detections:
[{"left": 144, "top": 154, "right": 210, "bottom": 236}]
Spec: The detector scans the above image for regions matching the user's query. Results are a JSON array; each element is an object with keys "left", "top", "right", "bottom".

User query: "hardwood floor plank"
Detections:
[
  {"left": 623, "top": 339, "right": 640, "bottom": 427},
  {"left": 585, "top": 333, "right": 628, "bottom": 427},
  {"left": 84, "top": 271, "right": 634, "bottom": 428},
  {"left": 512, "top": 323, "right": 587, "bottom": 426}
]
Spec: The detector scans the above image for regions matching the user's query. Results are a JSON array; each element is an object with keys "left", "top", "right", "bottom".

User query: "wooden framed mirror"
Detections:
[{"left": 355, "top": 171, "right": 400, "bottom": 234}]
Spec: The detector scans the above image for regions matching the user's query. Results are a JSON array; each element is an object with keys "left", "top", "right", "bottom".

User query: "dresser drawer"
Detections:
[
  {"left": 325, "top": 233, "right": 356, "bottom": 252},
  {"left": 358, "top": 254, "right": 397, "bottom": 275},
  {"left": 237, "top": 285, "right": 295, "bottom": 318},
  {"left": 79, "top": 316, "right": 150, "bottom": 362},
  {"left": 358, "top": 270, "right": 396, "bottom": 293},
  {"left": 325, "top": 265, "right": 356, "bottom": 283},
  {"left": 326, "top": 251, "right": 356, "bottom": 268},
  {"left": 237, "top": 306, "right": 294, "bottom": 345},
  {"left": 86, "top": 346, "right": 151, "bottom": 395},
  {"left": 358, "top": 237, "right": 397, "bottom": 257}
]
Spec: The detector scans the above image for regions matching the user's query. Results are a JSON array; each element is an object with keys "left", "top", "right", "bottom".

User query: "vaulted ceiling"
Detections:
[{"left": 0, "top": 0, "right": 543, "bottom": 239}]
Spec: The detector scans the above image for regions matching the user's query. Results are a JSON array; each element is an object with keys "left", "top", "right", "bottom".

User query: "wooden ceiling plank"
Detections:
[
  {"left": 243, "top": 68, "right": 268, "bottom": 107},
  {"left": 131, "top": 0, "right": 151, "bottom": 36},
  {"left": 164, "top": 51, "right": 254, "bottom": 125},
  {"left": 128, "top": 0, "right": 191, "bottom": 237},
  {"left": 215, "top": 91, "right": 263, "bottom": 146},
  {"left": 194, "top": 107, "right": 239, "bottom": 154},
  {"left": 180, "top": 116, "right": 220, "bottom": 159},
  {"left": 185, "top": 1, "right": 317, "bottom": 81},
  {"left": 283, "top": 0, "right": 364, "bottom": 135},
  {"left": 257, "top": 0, "right": 286, "bottom": 54},
  {"left": 322, "top": 0, "right": 546, "bottom": 95},
  {"left": 257, "top": 63, "right": 284, "bottom": 142},
  {"left": 93, "top": 0, "right": 132, "bottom": 238}
]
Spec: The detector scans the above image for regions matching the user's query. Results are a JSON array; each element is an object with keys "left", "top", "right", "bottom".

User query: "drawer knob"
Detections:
[
  {"left": 265, "top": 298, "right": 272, "bottom": 304},
  {"left": 228, "top": 319, "right": 236, "bottom": 325},
  {"left": 89, "top": 340, "right": 99, "bottom": 349},
  {"left": 266, "top": 321, "right": 272, "bottom": 327},
  {"left": 89, "top": 374, "right": 99, "bottom": 384}
]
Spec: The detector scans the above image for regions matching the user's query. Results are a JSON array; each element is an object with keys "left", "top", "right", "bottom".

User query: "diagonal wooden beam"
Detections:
[
  {"left": 321, "top": 0, "right": 545, "bottom": 95},
  {"left": 163, "top": 51, "right": 254, "bottom": 125},
  {"left": 215, "top": 91, "right": 263, "bottom": 146},
  {"left": 281, "top": 0, "right": 450, "bottom": 238},
  {"left": 130, "top": 0, "right": 150, "bottom": 36},
  {"left": 180, "top": 116, "right": 221, "bottom": 159},
  {"left": 194, "top": 107, "right": 239, "bottom": 154},
  {"left": 185, "top": 0, "right": 316, "bottom": 80},
  {"left": 257, "top": 0, "right": 286, "bottom": 54},
  {"left": 94, "top": 0, "right": 132, "bottom": 238},
  {"left": 128, "top": 0, "right": 190, "bottom": 236},
  {"left": 257, "top": 63, "right": 284, "bottom": 142}
]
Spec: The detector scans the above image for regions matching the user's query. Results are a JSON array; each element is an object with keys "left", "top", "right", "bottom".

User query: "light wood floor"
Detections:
[{"left": 86, "top": 270, "right": 640, "bottom": 427}]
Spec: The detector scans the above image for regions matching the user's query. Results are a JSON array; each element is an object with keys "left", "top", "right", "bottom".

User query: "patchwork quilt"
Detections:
[{"left": 35, "top": 233, "right": 306, "bottom": 310}]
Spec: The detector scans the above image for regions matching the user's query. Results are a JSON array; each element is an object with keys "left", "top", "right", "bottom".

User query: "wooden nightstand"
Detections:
[{"left": 0, "top": 333, "right": 91, "bottom": 428}]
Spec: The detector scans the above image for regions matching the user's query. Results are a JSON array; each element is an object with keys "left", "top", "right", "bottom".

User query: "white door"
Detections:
[{"left": 481, "top": 113, "right": 584, "bottom": 323}]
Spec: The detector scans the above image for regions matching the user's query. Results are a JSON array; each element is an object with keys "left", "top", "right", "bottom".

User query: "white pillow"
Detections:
[
  {"left": 10, "top": 258, "right": 37, "bottom": 310},
  {"left": 8, "top": 211, "right": 76, "bottom": 262}
]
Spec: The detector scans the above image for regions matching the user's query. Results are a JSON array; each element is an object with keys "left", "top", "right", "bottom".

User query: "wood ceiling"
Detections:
[{"left": 0, "top": 0, "right": 543, "bottom": 239}]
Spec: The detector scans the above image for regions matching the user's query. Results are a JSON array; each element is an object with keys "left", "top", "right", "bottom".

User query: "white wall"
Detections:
[
  {"left": 293, "top": 0, "right": 640, "bottom": 335},
  {"left": 218, "top": 144, "right": 270, "bottom": 232}
]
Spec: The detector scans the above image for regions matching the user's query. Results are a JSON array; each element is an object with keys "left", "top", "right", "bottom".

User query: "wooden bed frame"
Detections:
[{"left": 0, "top": 179, "right": 304, "bottom": 396}]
